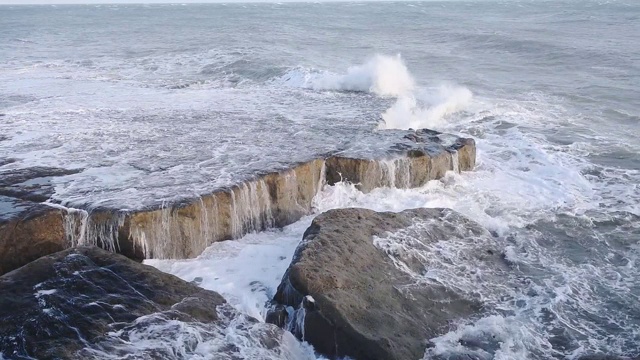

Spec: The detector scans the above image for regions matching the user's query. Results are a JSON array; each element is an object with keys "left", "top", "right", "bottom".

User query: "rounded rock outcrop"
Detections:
[{"left": 269, "top": 207, "right": 505, "bottom": 360}]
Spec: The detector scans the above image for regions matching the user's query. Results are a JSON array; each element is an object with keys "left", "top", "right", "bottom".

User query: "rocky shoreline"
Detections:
[
  {"left": 1, "top": 127, "right": 636, "bottom": 359},
  {"left": 0, "top": 129, "right": 475, "bottom": 275}
]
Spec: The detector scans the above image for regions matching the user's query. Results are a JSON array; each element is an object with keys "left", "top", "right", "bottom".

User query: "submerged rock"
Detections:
[
  {"left": 269, "top": 207, "right": 505, "bottom": 360},
  {"left": 0, "top": 166, "right": 82, "bottom": 203},
  {"left": 0, "top": 246, "right": 292, "bottom": 360}
]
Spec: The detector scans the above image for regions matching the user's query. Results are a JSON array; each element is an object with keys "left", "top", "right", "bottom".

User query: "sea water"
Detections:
[{"left": 1, "top": 1, "right": 639, "bottom": 359}]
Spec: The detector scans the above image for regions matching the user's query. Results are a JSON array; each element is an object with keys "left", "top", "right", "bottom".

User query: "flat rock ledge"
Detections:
[
  {"left": 268, "top": 207, "right": 505, "bottom": 360},
  {"left": 0, "top": 129, "right": 475, "bottom": 275},
  {"left": 0, "top": 246, "right": 291, "bottom": 359}
]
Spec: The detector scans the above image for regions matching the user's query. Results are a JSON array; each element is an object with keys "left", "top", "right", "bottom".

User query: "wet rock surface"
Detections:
[
  {"left": 0, "top": 166, "right": 82, "bottom": 203},
  {"left": 325, "top": 129, "right": 475, "bottom": 191},
  {"left": 0, "top": 198, "right": 66, "bottom": 275},
  {"left": 0, "top": 167, "right": 83, "bottom": 275},
  {"left": 578, "top": 356, "right": 640, "bottom": 360},
  {"left": 0, "top": 130, "right": 476, "bottom": 276},
  {"left": 0, "top": 246, "right": 290, "bottom": 360},
  {"left": 269, "top": 207, "right": 505, "bottom": 360}
]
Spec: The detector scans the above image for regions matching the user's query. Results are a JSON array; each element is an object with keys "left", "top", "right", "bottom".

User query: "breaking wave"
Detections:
[
  {"left": 276, "top": 54, "right": 472, "bottom": 129},
  {"left": 277, "top": 54, "right": 414, "bottom": 97},
  {"left": 378, "top": 85, "right": 473, "bottom": 130}
]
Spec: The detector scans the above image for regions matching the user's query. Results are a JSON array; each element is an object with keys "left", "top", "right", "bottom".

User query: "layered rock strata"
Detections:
[{"left": 0, "top": 129, "right": 476, "bottom": 274}]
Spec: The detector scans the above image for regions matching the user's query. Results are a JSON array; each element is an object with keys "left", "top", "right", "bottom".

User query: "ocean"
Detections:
[{"left": 1, "top": 0, "right": 639, "bottom": 358}]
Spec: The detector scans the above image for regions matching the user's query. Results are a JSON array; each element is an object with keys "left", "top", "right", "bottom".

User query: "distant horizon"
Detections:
[
  {"left": 0, "top": 0, "right": 446, "bottom": 4},
  {"left": 0, "top": 0, "right": 468, "bottom": 4}
]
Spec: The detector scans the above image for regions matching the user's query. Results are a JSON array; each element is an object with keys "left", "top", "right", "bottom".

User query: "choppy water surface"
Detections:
[{"left": 1, "top": 1, "right": 639, "bottom": 359}]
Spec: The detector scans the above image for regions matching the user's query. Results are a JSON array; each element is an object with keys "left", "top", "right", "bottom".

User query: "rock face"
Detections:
[
  {"left": 0, "top": 130, "right": 477, "bottom": 275},
  {"left": 0, "top": 167, "right": 80, "bottom": 275},
  {"left": 0, "top": 246, "right": 293, "bottom": 360},
  {"left": 270, "top": 208, "right": 504, "bottom": 360},
  {"left": 0, "top": 200, "right": 65, "bottom": 275},
  {"left": 325, "top": 129, "right": 475, "bottom": 192}
]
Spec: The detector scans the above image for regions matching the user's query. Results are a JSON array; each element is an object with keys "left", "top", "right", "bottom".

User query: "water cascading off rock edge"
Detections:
[{"left": 0, "top": 130, "right": 475, "bottom": 275}]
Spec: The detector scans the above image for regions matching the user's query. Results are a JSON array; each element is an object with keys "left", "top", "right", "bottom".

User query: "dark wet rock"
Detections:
[
  {"left": 0, "top": 158, "right": 16, "bottom": 167},
  {"left": 270, "top": 207, "right": 503, "bottom": 360},
  {"left": 0, "top": 246, "right": 288, "bottom": 360},
  {"left": 0, "top": 167, "right": 84, "bottom": 275},
  {"left": 265, "top": 304, "right": 289, "bottom": 328},
  {"left": 0, "top": 166, "right": 82, "bottom": 202},
  {"left": 578, "top": 356, "right": 640, "bottom": 360}
]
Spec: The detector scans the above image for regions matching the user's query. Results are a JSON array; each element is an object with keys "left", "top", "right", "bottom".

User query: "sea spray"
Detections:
[
  {"left": 378, "top": 85, "right": 473, "bottom": 130},
  {"left": 277, "top": 55, "right": 472, "bottom": 130},
  {"left": 278, "top": 54, "right": 414, "bottom": 96}
]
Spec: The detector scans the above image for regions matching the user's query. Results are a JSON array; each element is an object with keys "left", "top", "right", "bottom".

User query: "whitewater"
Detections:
[{"left": 1, "top": 1, "right": 639, "bottom": 359}]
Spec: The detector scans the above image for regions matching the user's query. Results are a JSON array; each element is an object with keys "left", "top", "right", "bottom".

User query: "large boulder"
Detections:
[
  {"left": 269, "top": 207, "right": 506, "bottom": 360},
  {"left": 0, "top": 246, "right": 297, "bottom": 360}
]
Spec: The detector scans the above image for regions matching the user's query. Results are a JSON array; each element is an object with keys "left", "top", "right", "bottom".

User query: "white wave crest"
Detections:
[{"left": 378, "top": 85, "right": 473, "bottom": 130}]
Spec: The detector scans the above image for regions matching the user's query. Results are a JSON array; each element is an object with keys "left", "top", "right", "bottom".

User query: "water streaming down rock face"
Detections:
[
  {"left": 122, "top": 159, "right": 326, "bottom": 260},
  {"left": 60, "top": 207, "right": 126, "bottom": 253},
  {"left": 231, "top": 180, "right": 275, "bottom": 239},
  {"left": 0, "top": 133, "right": 475, "bottom": 273},
  {"left": 324, "top": 137, "right": 474, "bottom": 192},
  {"left": 450, "top": 150, "right": 459, "bottom": 174}
]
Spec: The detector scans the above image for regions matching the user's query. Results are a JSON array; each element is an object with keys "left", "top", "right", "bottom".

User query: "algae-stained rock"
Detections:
[
  {"left": 271, "top": 208, "right": 503, "bottom": 360},
  {"left": 0, "top": 246, "right": 290, "bottom": 360},
  {"left": 0, "top": 197, "right": 66, "bottom": 275},
  {"left": 0, "top": 166, "right": 83, "bottom": 275}
]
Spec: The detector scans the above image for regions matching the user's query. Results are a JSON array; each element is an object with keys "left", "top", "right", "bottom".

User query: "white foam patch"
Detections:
[
  {"left": 424, "top": 315, "right": 536, "bottom": 360},
  {"left": 147, "top": 216, "right": 314, "bottom": 321},
  {"left": 82, "top": 309, "right": 320, "bottom": 360},
  {"left": 35, "top": 289, "right": 57, "bottom": 297}
]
